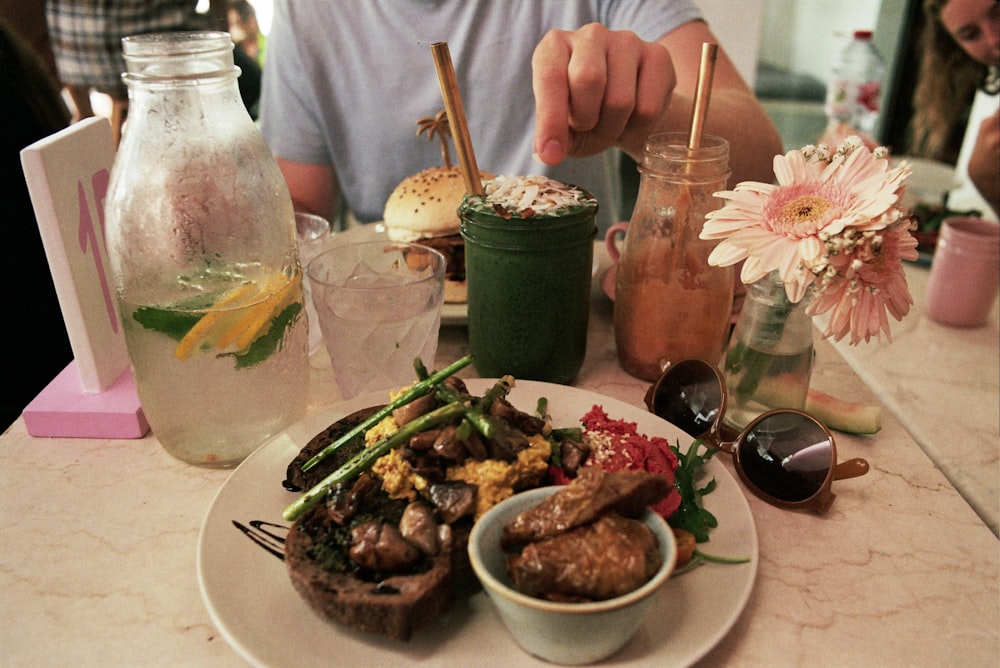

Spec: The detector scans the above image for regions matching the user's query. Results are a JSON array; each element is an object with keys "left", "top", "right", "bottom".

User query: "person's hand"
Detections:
[
  {"left": 531, "top": 23, "right": 676, "bottom": 165},
  {"left": 967, "top": 108, "right": 1000, "bottom": 212}
]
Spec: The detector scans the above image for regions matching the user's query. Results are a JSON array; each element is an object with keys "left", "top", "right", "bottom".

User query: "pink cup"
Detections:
[
  {"left": 924, "top": 217, "right": 1000, "bottom": 327},
  {"left": 603, "top": 222, "right": 630, "bottom": 301},
  {"left": 605, "top": 221, "right": 629, "bottom": 263}
]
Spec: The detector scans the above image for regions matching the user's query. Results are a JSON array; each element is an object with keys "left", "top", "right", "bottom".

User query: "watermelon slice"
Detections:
[
  {"left": 737, "top": 373, "right": 883, "bottom": 435},
  {"left": 806, "top": 389, "right": 882, "bottom": 435}
]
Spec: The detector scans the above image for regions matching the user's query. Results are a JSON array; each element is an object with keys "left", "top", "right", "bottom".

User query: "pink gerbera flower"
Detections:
[
  {"left": 808, "top": 217, "right": 919, "bottom": 344},
  {"left": 818, "top": 122, "right": 879, "bottom": 153},
  {"left": 701, "top": 140, "right": 909, "bottom": 303}
]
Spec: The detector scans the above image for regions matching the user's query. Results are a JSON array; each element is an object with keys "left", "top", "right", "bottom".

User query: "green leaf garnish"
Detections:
[
  {"left": 133, "top": 307, "right": 200, "bottom": 341},
  {"left": 132, "top": 287, "right": 303, "bottom": 369},
  {"left": 668, "top": 439, "right": 718, "bottom": 543},
  {"left": 132, "top": 291, "right": 226, "bottom": 341},
  {"left": 230, "top": 302, "right": 302, "bottom": 369}
]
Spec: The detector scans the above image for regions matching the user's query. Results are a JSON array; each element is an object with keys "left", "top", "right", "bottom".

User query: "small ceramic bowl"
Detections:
[{"left": 468, "top": 486, "right": 677, "bottom": 665}]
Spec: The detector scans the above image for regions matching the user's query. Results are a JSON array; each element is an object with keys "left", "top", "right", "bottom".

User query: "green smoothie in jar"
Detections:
[{"left": 459, "top": 176, "right": 598, "bottom": 383}]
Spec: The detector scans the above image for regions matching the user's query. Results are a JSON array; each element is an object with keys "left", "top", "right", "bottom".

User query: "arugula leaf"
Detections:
[{"left": 668, "top": 439, "right": 718, "bottom": 543}]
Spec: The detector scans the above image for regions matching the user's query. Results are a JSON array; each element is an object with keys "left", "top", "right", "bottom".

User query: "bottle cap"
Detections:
[{"left": 853, "top": 30, "right": 873, "bottom": 40}]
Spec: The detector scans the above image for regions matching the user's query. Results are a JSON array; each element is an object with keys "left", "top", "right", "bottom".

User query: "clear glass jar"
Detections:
[
  {"left": 722, "top": 272, "right": 815, "bottom": 431},
  {"left": 105, "top": 32, "right": 308, "bottom": 467},
  {"left": 613, "top": 132, "right": 733, "bottom": 381}
]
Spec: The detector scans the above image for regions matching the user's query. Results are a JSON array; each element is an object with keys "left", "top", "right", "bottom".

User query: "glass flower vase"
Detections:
[{"left": 722, "top": 271, "right": 815, "bottom": 432}]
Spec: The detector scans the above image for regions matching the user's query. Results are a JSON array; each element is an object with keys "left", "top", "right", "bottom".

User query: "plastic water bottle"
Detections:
[{"left": 824, "top": 30, "right": 886, "bottom": 135}]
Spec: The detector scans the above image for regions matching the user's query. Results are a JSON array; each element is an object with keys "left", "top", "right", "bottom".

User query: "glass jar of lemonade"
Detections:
[
  {"left": 104, "top": 32, "right": 308, "bottom": 467},
  {"left": 613, "top": 133, "right": 733, "bottom": 381}
]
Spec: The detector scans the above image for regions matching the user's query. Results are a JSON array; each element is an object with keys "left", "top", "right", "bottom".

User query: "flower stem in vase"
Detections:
[
  {"left": 722, "top": 273, "right": 815, "bottom": 431},
  {"left": 699, "top": 134, "right": 920, "bottom": 428}
]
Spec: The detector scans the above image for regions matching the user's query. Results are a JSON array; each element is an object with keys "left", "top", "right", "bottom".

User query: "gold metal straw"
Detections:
[
  {"left": 688, "top": 42, "right": 718, "bottom": 150},
  {"left": 431, "top": 42, "right": 484, "bottom": 195}
]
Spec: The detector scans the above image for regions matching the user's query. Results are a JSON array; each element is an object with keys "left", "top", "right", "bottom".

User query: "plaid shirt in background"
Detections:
[{"left": 46, "top": 0, "right": 215, "bottom": 96}]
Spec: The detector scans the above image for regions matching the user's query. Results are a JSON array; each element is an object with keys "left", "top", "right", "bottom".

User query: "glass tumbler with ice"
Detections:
[
  {"left": 307, "top": 240, "right": 446, "bottom": 399},
  {"left": 295, "top": 211, "right": 332, "bottom": 356}
]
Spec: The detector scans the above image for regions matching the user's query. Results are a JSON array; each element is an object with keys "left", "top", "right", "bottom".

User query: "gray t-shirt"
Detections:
[{"left": 260, "top": 0, "right": 702, "bottom": 231}]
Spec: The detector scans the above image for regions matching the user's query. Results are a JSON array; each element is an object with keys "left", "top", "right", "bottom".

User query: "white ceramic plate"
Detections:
[
  {"left": 197, "top": 380, "right": 758, "bottom": 667},
  {"left": 892, "top": 156, "right": 960, "bottom": 201}
]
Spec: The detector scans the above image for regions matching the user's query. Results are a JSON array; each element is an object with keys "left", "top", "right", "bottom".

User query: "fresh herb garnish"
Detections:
[
  {"left": 668, "top": 439, "right": 718, "bottom": 543},
  {"left": 132, "top": 291, "right": 225, "bottom": 341},
  {"left": 672, "top": 550, "right": 750, "bottom": 576},
  {"left": 131, "top": 274, "right": 303, "bottom": 369},
  {"left": 668, "top": 439, "right": 751, "bottom": 576},
  {"left": 133, "top": 307, "right": 201, "bottom": 341},
  {"left": 230, "top": 302, "right": 302, "bottom": 369}
]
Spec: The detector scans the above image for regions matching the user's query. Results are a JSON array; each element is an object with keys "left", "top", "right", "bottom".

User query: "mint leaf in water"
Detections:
[
  {"left": 132, "top": 307, "right": 201, "bottom": 341},
  {"left": 230, "top": 302, "right": 303, "bottom": 369},
  {"left": 132, "top": 291, "right": 226, "bottom": 341}
]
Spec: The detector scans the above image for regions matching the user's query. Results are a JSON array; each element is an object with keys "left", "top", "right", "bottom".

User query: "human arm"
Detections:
[
  {"left": 276, "top": 158, "right": 341, "bottom": 225},
  {"left": 531, "top": 20, "right": 783, "bottom": 188},
  {"left": 966, "top": 108, "right": 1000, "bottom": 213}
]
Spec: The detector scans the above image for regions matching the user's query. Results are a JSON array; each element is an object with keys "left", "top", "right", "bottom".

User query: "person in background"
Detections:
[
  {"left": 45, "top": 0, "right": 263, "bottom": 125},
  {"left": 0, "top": 18, "right": 73, "bottom": 430},
  {"left": 258, "top": 1, "right": 783, "bottom": 234},
  {"left": 228, "top": 0, "right": 266, "bottom": 67},
  {"left": 0, "top": 2, "right": 58, "bottom": 82},
  {"left": 910, "top": 0, "right": 999, "bottom": 216}
]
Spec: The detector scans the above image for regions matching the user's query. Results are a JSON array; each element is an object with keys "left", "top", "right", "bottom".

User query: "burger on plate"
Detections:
[{"left": 383, "top": 165, "right": 492, "bottom": 304}]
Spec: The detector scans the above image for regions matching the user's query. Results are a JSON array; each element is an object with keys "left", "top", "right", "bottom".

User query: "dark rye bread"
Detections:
[
  {"left": 285, "top": 504, "right": 461, "bottom": 641},
  {"left": 284, "top": 405, "right": 384, "bottom": 493},
  {"left": 283, "top": 405, "right": 471, "bottom": 641}
]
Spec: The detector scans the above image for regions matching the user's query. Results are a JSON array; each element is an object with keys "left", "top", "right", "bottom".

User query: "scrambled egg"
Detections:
[
  {"left": 365, "top": 414, "right": 399, "bottom": 446},
  {"left": 447, "top": 434, "right": 551, "bottom": 518},
  {"left": 372, "top": 448, "right": 428, "bottom": 502},
  {"left": 365, "top": 411, "right": 551, "bottom": 518}
]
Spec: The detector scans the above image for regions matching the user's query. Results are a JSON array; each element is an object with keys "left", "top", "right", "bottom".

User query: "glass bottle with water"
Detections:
[
  {"left": 105, "top": 32, "right": 309, "bottom": 468},
  {"left": 824, "top": 30, "right": 886, "bottom": 135}
]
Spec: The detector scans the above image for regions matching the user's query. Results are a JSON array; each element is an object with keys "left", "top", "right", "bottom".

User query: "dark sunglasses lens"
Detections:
[
  {"left": 650, "top": 361, "right": 723, "bottom": 437},
  {"left": 738, "top": 413, "right": 833, "bottom": 502}
]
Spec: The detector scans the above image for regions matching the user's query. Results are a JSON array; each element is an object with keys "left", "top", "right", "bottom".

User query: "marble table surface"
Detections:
[
  {"left": 819, "top": 263, "right": 999, "bottom": 534},
  {"left": 0, "top": 247, "right": 996, "bottom": 667}
]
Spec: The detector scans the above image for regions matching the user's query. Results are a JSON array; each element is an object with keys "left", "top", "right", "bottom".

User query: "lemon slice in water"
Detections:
[{"left": 173, "top": 272, "right": 300, "bottom": 361}]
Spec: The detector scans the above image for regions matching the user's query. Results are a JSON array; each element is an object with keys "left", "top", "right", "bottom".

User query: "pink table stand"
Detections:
[
  {"left": 20, "top": 117, "right": 149, "bottom": 438},
  {"left": 23, "top": 361, "right": 148, "bottom": 439}
]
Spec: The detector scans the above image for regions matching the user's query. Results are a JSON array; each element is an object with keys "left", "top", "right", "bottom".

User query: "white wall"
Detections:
[
  {"left": 758, "top": 0, "right": 882, "bottom": 81},
  {"left": 696, "top": 0, "right": 765, "bottom": 87}
]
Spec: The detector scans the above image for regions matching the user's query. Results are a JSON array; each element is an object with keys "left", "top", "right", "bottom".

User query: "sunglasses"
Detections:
[{"left": 644, "top": 358, "right": 869, "bottom": 513}]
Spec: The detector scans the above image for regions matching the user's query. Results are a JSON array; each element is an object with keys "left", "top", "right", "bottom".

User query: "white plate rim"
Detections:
[{"left": 197, "top": 380, "right": 758, "bottom": 667}]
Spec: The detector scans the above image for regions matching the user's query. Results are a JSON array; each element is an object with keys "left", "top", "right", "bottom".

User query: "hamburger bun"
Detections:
[{"left": 383, "top": 166, "right": 493, "bottom": 304}]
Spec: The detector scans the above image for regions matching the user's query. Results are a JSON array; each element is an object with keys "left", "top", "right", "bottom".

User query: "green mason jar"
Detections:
[{"left": 459, "top": 180, "right": 598, "bottom": 383}]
